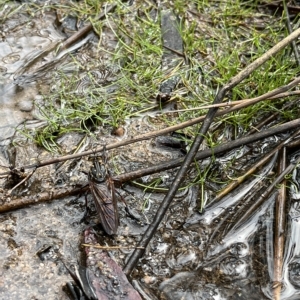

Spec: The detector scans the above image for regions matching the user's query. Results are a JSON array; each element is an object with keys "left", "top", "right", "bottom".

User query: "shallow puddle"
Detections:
[{"left": 0, "top": 1, "right": 299, "bottom": 300}]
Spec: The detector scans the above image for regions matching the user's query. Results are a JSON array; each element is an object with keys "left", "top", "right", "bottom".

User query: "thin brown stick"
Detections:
[
  {"left": 0, "top": 186, "right": 88, "bottom": 213},
  {"left": 246, "top": 99, "right": 298, "bottom": 135},
  {"left": 283, "top": 0, "right": 300, "bottom": 66},
  {"left": 167, "top": 89, "right": 300, "bottom": 112},
  {"left": 115, "top": 118, "right": 300, "bottom": 183},
  {"left": 1, "top": 118, "right": 299, "bottom": 214},
  {"left": 222, "top": 76, "right": 300, "bottom": 110},
  {"left": 82, "top": 244, "right": 145, "bottom": 250},
  {"left": 286, "top": 136, "right": 300, "bottom": 148},
  {"left": 7, "top": 168, "right": 36, "bottom": 195},
  {"left": 273, "top": 147, "right": 287, "bottom": 300},
  {"left": 214, "top": 129, "right": 300, "bottom": 201},
  {"left": 3, "top": 75, "right": 300, "bottom": 177},
  {"left": 59, "top": 4, "right": 117, "bottom": 51},
  {"left": 234, "top": 154, "right": 300, "bottom": 230}
]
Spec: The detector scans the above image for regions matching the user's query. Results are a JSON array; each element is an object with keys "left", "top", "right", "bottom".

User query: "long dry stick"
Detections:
[
  {"left": 273, "top": 147, "right": 287, "bottom": 300},
  {"left": 234, "top": 154, "right": 300, "bottom": 230},
  {"left": 1, "top": 118, "right": 299, "bottom": 213},
  {"left": 213, "top": 128, "right": 300, "bottom": 201},
  {"left": 170, "top": 90, "right": 300, "bottom": 112},
  {"left": 246, "top": 99, "right": 298, "bottom": 135},
  {"left": 123, "top": 27, "right": 300, "bottom": 275},
  {"left": 2, "top": 75, "right": 299, "bottom": 177},
  {"left": 207, "top": 152, "right": 279, "bottom": 246},
  {"left": 115, "top": 119, "right": 300, "bottom": 183}
]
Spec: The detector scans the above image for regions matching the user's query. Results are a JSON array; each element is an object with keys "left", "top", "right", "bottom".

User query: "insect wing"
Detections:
[{"left": 89, "top": 178, "right": 119, "bottom": 235}]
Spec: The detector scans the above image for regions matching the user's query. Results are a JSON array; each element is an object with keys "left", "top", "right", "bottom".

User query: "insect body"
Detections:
[{"left": 88, "top": 160, "right": 119, "bottom": 235}]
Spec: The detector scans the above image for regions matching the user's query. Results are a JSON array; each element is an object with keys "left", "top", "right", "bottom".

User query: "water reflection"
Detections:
[
  {"left": 1, "top": 1, "right": 300, "bottom": 299},
  {"left": 281, "top": 181, "right": 300, "bottom": 299},
  {"left": 158, "top": 151, "right": 300, "bottom": 299}
]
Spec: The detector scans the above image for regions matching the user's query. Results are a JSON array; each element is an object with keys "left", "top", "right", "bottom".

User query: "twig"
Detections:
[
  {"left": 123, "top": 27, "right": 300, "bottom": 276},
  {"left": 3, "top": 75, "right": 300, "bottom": 177},
  {"left": 58, "top": 4, "right": 117, "bottom": 51},
  {"left": 7, "top": 168, "right": 36, "bottom": 196},
  {"left": 82, "top": 244, "right": 144, "bottom": 250},
  {"left": 165, "top": 89, "right": 300, "bottom": 113},
  {"left": 273, "top": 147, "right": 287, "bottom": 300},
  {"left": 234, "top": 154, "right": 300, "bottom": 230},
  {"left": 1, "top": 118, "right": 300, "bottom": 214},
  {"left": 0, "top": 186, "right": 88, "bottom": 213},
  {"left": 115, "top": 118, "right": 300, "bottom": 183},
  {"left": 163, "top": 45, "right": 185, "bottom": 58},
  {"left": 246, "top": 99, "right": 299, "bottom": 135},
  {"left": 220, "top": 76, "right": 300, "bottom": 110},
  {"left": 283, "top": 0, "right": 300, "bottom": 67},
  {"left": 286, "top": 135, "right": 300, "bottom": 148},
  {"left": 214, "top": 128, "right": 300, "bottom": 201}
]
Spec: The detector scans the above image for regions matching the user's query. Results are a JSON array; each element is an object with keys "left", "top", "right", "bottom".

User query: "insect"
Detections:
[{"left": 88, "top": 156, "right": 119, "bottom": 235}]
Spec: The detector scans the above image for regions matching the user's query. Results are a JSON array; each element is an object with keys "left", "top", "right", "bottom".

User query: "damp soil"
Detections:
[{"left": 0, "top": 1, "right": 300, "bottom": 300}]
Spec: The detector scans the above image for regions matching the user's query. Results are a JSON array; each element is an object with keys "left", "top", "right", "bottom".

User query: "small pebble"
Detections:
[
  {"left": 18, "top": 100, "right": 33, "bottom": 112},
  {"left": 112, "top": 127, "right": 125, "bottom": 137}
]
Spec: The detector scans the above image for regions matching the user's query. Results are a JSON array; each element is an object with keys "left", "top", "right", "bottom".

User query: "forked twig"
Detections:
[
  {"left": 165, "top": 88, "right": 300, "bottom": 113},
  {"left": 123, "top": 27, "right": 300, "bottom": 276}
]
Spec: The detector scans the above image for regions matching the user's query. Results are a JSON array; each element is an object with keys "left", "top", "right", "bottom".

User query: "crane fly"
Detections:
[{"left": 88, "top": 159, "right": 119, "bottom": 235}]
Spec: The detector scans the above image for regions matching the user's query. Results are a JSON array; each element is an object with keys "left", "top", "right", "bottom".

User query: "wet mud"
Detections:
[{"left": 0, "top": 1, "right": 300, "bottom": 300}]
